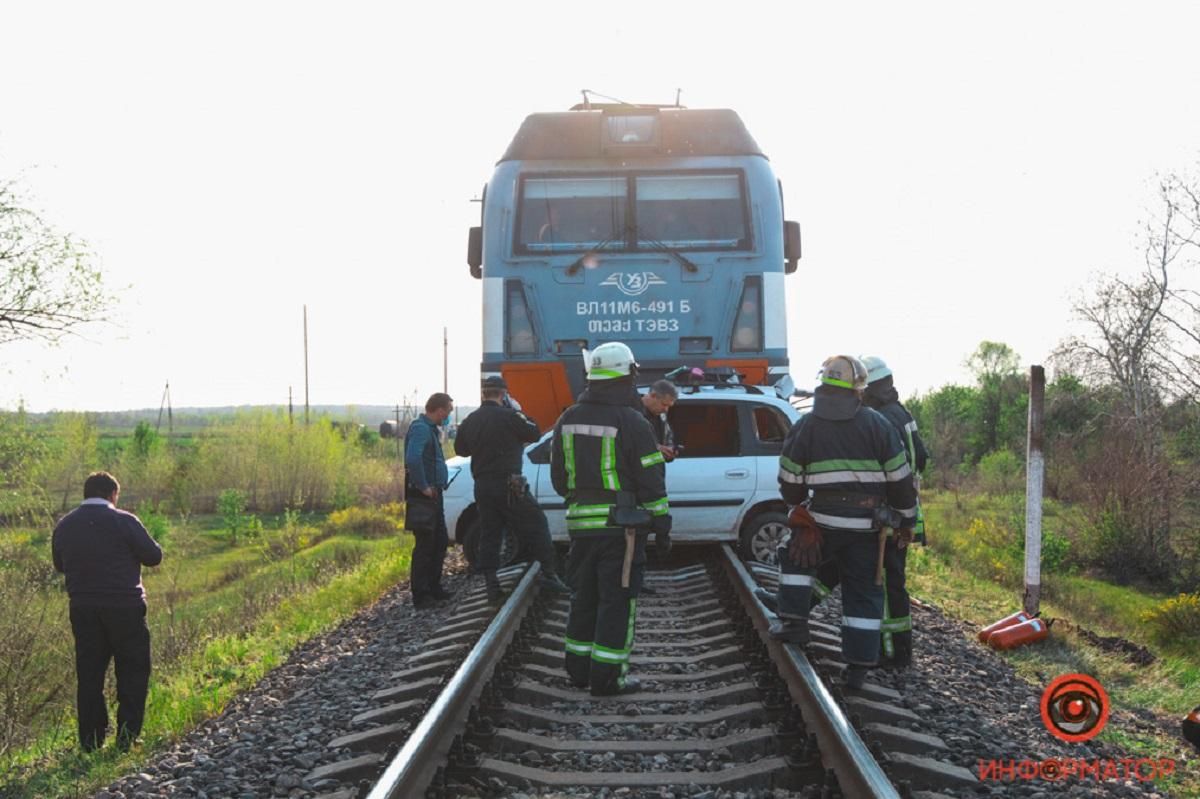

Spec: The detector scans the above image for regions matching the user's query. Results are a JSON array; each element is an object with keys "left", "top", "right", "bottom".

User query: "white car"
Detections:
[{"left": 442, "top": 385, "right": 802, "bottom": 565}]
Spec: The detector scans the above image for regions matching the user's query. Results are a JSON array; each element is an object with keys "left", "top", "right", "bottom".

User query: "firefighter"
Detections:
[
  {"left": 860, "top": 355, "right": 928, "bottom": 667},
  {"left": 454, "top": 376, "right": 570, "bottom": 603},
  {"left": 551, "top": 342, "right": 671, "bottom": 696},
  {"left": 768, "top": 355, "right": 917, "bottom": 690}
]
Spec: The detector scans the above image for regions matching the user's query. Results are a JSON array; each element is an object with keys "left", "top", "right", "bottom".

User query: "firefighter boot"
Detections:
[
  {"left": 768, "top": 618, "right": 810, "bottom": 644},
  {"left": 592, "top": 676, "right": 642, "bottom": 697},
  {"left": 844, "top": 665, "right": 869, "bottom": 691}
]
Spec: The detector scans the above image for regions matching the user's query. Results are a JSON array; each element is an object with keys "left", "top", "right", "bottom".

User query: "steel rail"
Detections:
[
  {"left": 367, "top": 563, "right": 542, "bottom": 799},
  {"left": 718, "top": 544, "right": 900, "bottom": 799}
]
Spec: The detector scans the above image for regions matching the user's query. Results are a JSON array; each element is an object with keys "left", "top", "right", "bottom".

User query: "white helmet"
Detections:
[
  {"left": 818, "top": 355, "right": 868, "bottom": 391},
  {"left": 584, "top": 342, "right": 639, "bottom": 381},
  {"left": 859, "top": 355, "right": 893, "bottom": 384}
]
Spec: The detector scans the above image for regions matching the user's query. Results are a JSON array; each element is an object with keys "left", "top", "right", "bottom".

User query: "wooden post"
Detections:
[{"left": 1023, "top": 365, "right": 1046, "bottom": 616}]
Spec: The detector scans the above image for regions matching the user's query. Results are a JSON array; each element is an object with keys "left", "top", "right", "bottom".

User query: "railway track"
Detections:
[{"left": 306, "top": 546, "right": 978, "bottom": 799}]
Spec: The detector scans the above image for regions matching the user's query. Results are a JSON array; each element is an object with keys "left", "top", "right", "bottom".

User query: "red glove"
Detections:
[{"left": 787, "top": 505, "right": 824, "bottom": 568}]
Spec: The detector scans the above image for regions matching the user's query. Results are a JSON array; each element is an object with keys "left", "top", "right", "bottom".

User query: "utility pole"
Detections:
[
  {"left": 288, "top": 386, "right": 294, "bottom": 425},
  {"left": 443, "top": 326, "right": 449, "bottom": 394},
  {"left": 303, "top": 305, "right": 310, "bottom": 426},
  {"left": 1023, "top": 365, "right": 1046, "bottom": 616}
]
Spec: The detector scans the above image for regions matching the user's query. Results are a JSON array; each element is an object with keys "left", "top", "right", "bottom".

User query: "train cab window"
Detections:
[
  {"left": 635, "top": 174, "right": 747, "bottom": 250},
  {"left": 518, "top": 177, "right": 627, "bottom": 253},
  {"left": 752, "top": 406, "right": 792, "bottom": 448},
  {"left": 667, "top": 403, "right": 739, "bottom": 458}
]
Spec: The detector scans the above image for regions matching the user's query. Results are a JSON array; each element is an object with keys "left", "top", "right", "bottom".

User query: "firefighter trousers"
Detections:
[
  {"left": 777, "top": 530, "right": 883, "bottom": 666},
  {"left": 563, "top": 534, "right": 645, "bottom": 695},
  {"left": 804, "top": 538, "right": 912, "bottom": 660}
]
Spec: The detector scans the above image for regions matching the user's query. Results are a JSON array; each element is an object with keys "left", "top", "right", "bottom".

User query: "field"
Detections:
[{"left": 0, "top": 506, "right": 415, "bottom": 799}]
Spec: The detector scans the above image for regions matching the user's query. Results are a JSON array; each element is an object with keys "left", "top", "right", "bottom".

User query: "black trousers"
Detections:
[
  {"left": 807, "top": 537, "right": 912, "bottom": 659},
  {"left": 563, "top": 534, "right": 645, "bottom": 695},
  {"left": 474, "top": 478, "right": 555, "bottom": 574},
  {"left": 778, "top": 532, "right": 883, "bottom": 666},
  {"left": 410, "top": 491, "right": 449, "bottom": 600},
  {"left": 69, "top": 604, "right": 151, "bottom": 750}
]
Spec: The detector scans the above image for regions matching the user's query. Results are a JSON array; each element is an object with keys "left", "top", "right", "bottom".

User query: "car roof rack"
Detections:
[{"left": 657, "top": 365, "right": 764, "bottom": 395}]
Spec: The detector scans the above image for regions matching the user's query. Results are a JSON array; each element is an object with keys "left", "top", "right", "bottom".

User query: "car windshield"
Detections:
[{"left": 517, "top": 172, "right": 747, "bottom": 253}]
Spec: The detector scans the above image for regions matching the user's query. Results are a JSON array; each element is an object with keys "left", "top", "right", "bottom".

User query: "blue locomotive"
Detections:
[{"left": 467, "top": 101, "right": 801, "bottom": 429}]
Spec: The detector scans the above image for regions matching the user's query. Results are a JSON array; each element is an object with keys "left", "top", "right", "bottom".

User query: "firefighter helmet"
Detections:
[
  {"left": 584, "top": 342, "right": 639, "bottom": 381},
  {"left": 860, "top": 355, "right": 893, "bottom": 384},
  {"left": 818, "top": 355, "right": 868, "bottom": 391}
]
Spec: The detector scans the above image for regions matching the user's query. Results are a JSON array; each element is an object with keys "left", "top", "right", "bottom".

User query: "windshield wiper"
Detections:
[
  {"left": 636, "top": 234, "right": 700, "bottom": 273},
  {"left": 565, "top": 226, "right": 632, "bottom": 275}
]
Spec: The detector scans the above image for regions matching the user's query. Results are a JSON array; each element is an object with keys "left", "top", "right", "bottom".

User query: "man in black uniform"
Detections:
[
  {"left": 860, "top": 355, "right": 928, "bottom": 667},
  {"left": 551, "top": 342, "right": 671, "bottom": 696},
  {"left": 455, "top": 376, "right": 569, "bottom": 603},
  {"left": 768, "top": 355, "right": 917, "bottom": 690}
]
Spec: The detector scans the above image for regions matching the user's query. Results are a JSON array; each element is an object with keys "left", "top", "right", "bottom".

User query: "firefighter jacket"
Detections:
[
  {"left": 453, "top": 400, "right": 541, "bottom": 482},
  {"left": 551, "top": 379, "right": 670, "bottom": 538},
  {"left": 863, "top": 377, "right": 929, "bottom": 474},
  {"left": 778, "top": 385, "right": 918, "bottom": 531}
]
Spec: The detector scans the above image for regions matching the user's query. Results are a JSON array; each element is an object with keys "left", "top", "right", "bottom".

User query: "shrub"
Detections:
[
  {"left": 218, "top": 489, "right": 260, "bottom": 546},
  {"left": 138, "top": 504, "right": 172, "bottom": 550},
  {"left": 1140, "top": 592, "right": 1200, "bottom": 645},
  {"left": 323, "top": 506, "right": 400, "bottom": 539},
  {"left": 977, "top": 450, "right": 1023, "bottom": 495}
]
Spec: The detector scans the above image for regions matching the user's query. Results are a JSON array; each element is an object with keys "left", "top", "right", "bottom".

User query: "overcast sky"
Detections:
[{"left": 2, "top": 1, "right": 1199, "bottom": 412}]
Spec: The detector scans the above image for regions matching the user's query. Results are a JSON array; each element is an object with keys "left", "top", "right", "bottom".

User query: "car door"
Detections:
[
  {"left": 745, "top": 401, "right": 796, "bottom": 495},
  {"left": 663, "top": 399, "right": 752, "bottom": 538},
  {"left": 527, "top": 435, "right": 569, "bottom": 539}
]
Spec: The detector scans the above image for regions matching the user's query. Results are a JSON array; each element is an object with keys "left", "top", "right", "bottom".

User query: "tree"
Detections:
[
  {"left": 966, "top": 341, "right": 1025, "bottom": 455},
  {"left": 0, "top": 180, "right": 110, "bottom": 344}
]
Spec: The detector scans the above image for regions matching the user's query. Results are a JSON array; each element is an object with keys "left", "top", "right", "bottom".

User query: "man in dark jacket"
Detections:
[
  {"left": 454, "top": 376, "right": 569, "bottom": 602},
  {"left": 52, "top": 471, "right": 162, "bottom": 751},
  {"left": 551, "top": 342, "right": 671, "bottom": 696},
  {"left": 639, "top": 379, "right": 678, "bottom": 460},
  {"left": 860, "top": 355, "right": 928, "bottom": 667},
  {"left": 404, "top": 392, "right": 454, "bottom": 609},
  {"left": 769, "top": 356, "right": 917, "bottom": 690}
]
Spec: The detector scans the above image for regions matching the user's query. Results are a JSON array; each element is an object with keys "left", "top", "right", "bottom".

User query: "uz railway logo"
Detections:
[{"left": 599, "top": 271, "right": 667, "bottom": 297}]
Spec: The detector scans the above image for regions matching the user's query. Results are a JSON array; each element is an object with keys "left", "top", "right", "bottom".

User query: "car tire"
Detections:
[
  {"left": 462, "top": 518, "right": 520, "bottom": 570},
  {"left": 740, "top": 510, "right": 790, "bottom": 565}
]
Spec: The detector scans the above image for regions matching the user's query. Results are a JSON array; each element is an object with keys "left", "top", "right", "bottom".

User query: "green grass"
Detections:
[
  {"left": 0, "top": 514, "right": 414, "bottom": 799},
  {"left": 909, "top": 492, "right": 1200, "bottom": 797}
]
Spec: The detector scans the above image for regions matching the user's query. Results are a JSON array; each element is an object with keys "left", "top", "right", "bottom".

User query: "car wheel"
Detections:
[
  {"left": 462, "top": 519, "right": 520, "bottom": 570},
  {"left": 740, "top": 510, "right": 790, "bottom": 565}
]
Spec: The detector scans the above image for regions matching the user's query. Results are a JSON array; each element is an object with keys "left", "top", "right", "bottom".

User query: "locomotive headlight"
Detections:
[{"left": 730, "top": 277, "right": 763, "bottom": 352}]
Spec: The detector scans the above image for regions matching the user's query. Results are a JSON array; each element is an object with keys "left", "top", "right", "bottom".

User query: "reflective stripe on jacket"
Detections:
[
  {"left": 551, "top": 380, "right": 668, "bottom": 537},
  {"left": 777, "top": 385, "right": 917, "bottom": 531}
]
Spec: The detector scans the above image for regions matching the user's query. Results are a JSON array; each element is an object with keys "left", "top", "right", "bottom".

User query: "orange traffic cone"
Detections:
[
  {"left": 988, "top": 617, "right": 1051, "bottom": 650},
  {"left": 978, "top": 610, "right": 1033, "bottom": 643}
]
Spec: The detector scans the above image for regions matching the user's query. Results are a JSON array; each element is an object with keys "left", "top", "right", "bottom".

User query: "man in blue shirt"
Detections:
[
  {"left": 52, "top": 471, "right": 162, "bottom": 751},
  {"left": 404, "top": 392, "right": 454, "bottom": 609}
]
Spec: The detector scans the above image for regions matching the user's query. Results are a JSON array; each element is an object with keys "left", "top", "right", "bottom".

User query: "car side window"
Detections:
[
  {"left": 753, "top": 406, "right": 791, "bottom": 444},
  {"left": 667, "top": 403, "right": 739, "bottom": 457},
  {"left": 527, "top": 438, "right": 551, "bottom": 464}
]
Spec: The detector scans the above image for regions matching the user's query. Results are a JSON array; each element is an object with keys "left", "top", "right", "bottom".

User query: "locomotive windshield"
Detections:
[{"left": 517, "top": 171, "right": 748, "bottom": 253}]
